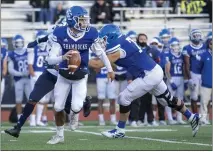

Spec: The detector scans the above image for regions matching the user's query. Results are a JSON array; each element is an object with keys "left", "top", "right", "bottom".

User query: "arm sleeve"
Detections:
[
  {"left": 182, "top": 46, "right": 190, "bottom": 57},
  {"left": 45, "top": 41, "right": 63, "bottom": 65},
  {"left": 27, "top": 48, "right": 35, "bottom": 65},
  {"left": 37, "top": 35, "right": 49, "bottom": 43},
  {"left": 8, "top": 60, "right": 23, "bottom": 76},
  {"left": 90, "top": 40, "right": 113, "bottom": 72}
]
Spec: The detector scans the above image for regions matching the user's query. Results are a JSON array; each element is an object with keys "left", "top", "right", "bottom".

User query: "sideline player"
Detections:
[
  {"left": 45, "top": 6, "right": 114, "bottom": 144},
  {"left": 182, "top": 29, "right": 206, "bottom": 113},
  {"left": 165, "top": 37, "right": 186, "bottom": 125},
  {"left": 89, "top": 24, "right": 201, "bottom": 138},
  {"left": 8, "top": 35, "right": 31, "bottom": 120}
]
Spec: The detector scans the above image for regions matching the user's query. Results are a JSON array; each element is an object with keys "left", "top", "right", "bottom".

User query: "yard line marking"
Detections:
[{"left": 74, "top": 130, "right": 212, "bottom": 147}]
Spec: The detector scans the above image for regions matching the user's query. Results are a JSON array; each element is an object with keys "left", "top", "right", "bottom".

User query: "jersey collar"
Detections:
[
  {"left": 67, "top": 27, "right": 85, "bottom": 42},
  {"left": 190, "top": 43, "right": 203, "bottom": 49}
]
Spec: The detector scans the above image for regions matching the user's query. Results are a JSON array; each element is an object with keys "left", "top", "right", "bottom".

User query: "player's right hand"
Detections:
[
  {"left": 62, "top": 51, "right": 73, "bottom": 60},
  {"left": 107, "top": 71, "right": 115, "bottom": 82},
  {"left": 170, "top": 82, "right": 177, "bottom": 91}
]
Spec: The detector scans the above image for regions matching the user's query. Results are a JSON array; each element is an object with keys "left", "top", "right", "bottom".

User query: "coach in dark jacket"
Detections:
[{"left": 90, "top": 0, "right": 113, "bottom": 24}]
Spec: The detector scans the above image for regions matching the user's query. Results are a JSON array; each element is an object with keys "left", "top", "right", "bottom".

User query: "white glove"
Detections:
[{"left": 188, "top": 79, "right": 196, "bottom": 91}]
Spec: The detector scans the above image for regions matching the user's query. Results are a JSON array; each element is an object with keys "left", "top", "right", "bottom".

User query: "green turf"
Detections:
[{"left": 1, "top": 121, "right": 212, "bottom": 151}]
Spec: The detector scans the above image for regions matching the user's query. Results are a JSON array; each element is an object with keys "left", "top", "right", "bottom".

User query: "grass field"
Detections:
[{"left": 1, "top": 121, "right": 212, "bottom": 151}]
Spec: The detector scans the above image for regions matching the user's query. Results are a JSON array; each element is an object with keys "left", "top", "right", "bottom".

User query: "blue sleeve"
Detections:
[
  {"left": 38, "top": 35, "right": 49, "bottom": 43},
  {"left": 182, "top": 45, "right": 191, "bottom": 57},
  {"left": 90, "top": 27, "right": 99, "bottom": 42},
  {"left": 126, "top": 71, "right": 133, "bottom": 81}
]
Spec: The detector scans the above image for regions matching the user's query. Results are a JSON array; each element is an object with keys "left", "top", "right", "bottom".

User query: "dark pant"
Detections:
[
  {"left": 138, "top": 93, "right": 154, "bottom": 123},
  {"left": 157, "top": 101, "right": 165, "bottom": 121},
  {"left": 129, "top": 97, "right": 141, "bottom": 121}
]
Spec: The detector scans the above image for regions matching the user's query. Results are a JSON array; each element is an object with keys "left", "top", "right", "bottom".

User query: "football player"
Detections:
[
  {"left": 8, "top": 35, "right": 31, "bottom": 120},
  {"left": 1, "top": 38, "right": 8, "bottom": 102},
  {"left": 89, "top": 24, "right": 201, "bottom": 138},
  {"left": 126, "top": 30, "right": 137, "bottom": 42},
  {"left": 28, "top": 30, "right": 50, "bottom": 126},
  {"left": 182, "top": 29, "right": 206, "bottom": 113},
  {"left": 165, "top": 37, "right": 186, "bottom": 125},
  {"left": 45, "top": 6, "right": 114, "bottom": 144},
  {"left": 199, "top": 35, "right": 212, "bottom": 125}
]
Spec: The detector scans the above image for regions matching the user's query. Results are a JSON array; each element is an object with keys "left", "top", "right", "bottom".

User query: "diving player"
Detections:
[
  {"left": 165, "top": 37, "right": 186, "bottom": 125},
  {"left": 45, "top": 6, "right": 114, "bottom": 144},
  {"left": 182, "top": 29, "right": 206, "bottom": 113},
  {"left": 28, "top": 30, "right": 49, "bottom": 126},
  {"left": 89, "top": 24, "right": 201, "bottom": 138},
  {"left": 8, "top": 35, "right": 31, "bottom": 120},
  {"left": 1, "top": 38, "right": 8, "bottom": 102}
]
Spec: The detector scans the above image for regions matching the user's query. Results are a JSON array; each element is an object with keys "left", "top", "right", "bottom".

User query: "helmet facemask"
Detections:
[
  {"left": 190, "top": 32, "right": 203, "bottom": 45},
  {"left": 13, "top": 39, "right": 24, "bottom": 50},
  {"left": 73, "top": 15, "right": 90, "bottom": 32},
  {"left": 170, "top": 42, "right": 181, "bottom": 55}
]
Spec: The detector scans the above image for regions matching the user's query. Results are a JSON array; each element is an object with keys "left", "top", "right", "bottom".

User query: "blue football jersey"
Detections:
[
  {"left": 182, "top": 44, "right": 206, "bottom": 74},
  {"left": 32, "top": 46, "right": 49, "bottom": 72},
  {"left": 52, "top": 26, "right": 98, "bottom": 73},
  {"left": 106, "top": 36, "right": 156, "bottom": 78},
  {"left": 200, "top": 50, "right": 212, "bottom": 88},
  {"left": 165, "top": 52, "right": 184, "bottom": 77},
  {"left": 8, "top": 49, "right": 28, "bottom": 81},
  {"left": 1, "top": 48, "right": 7, "bottom": 74}
]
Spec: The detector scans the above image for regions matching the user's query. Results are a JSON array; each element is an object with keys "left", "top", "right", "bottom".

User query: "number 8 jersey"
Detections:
[
  {"left": 8, "top": 48, "right": 28, "bottom": 81},
  {"left": 165, "top": 51, "right": 184, "bottom": 77}
]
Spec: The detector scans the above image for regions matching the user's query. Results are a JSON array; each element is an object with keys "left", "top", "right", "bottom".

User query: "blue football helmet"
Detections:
[
  {"left": 189, "top": 29, "right": 203, "bottom": 45},
  {"left": 1, "top": 38, "right": 8, "bottom": 49},
  {"left": 159, "top": 28, "right": 171, "bottom": 45},
  {"left": 169, "top": 37, "right": 181, "bottom": 54},
  {"left": 126, "top": 30, "right": 137, "bottom": 42},
  {"left": 99, "top": 24, "right": 122, "bottom": 44},
  {"left": 66, "top": 6, "right": 90, "bottom": 32},
  {"left": 150, "top": 37, "right": 164, "bottom": 51},
  {"left": 206, "top": 31, "right": 212, "bottom": 40},
  {"left": 12, "top": 34, "right": 24, "bottom": 49},
  {"left": 36, "top": 30, "right": 48, "bottom": 50}
]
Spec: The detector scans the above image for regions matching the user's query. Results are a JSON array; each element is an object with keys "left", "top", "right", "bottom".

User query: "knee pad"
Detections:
[
  {"left": 54, "top": 102, "right": 64, "bottom": 112},
  {"left": 118, "top": 92, "right": 131, "bottom": 106},
  {"left": 71, "top": 103, "right": 83, "bottom": 114},
  {"left": 167, "top": 96, "right": 184, "bottom": 111},
  {"left": 119, "top": 105, "right": 130, "bottom": 113}
]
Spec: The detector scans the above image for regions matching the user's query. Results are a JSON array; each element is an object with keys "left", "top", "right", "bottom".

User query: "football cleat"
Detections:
[
  {"left": 168, "top": 120, "right": 177, "bottom": 125},
  {"left": 190, "top": 113, "right": 202, "bottom": 137},
  {"left": 130, "top": 121, "right": 138, "bottom": 127},
  {"left": 47, "top": 135, "right": 64, "bottom": 144},
  {"left": 110, "top": 121, "right": 117, "bottom": 125},
  {"left": 4, "top": 126, "right": 21, "bottom": 138},
  {"left": 83, "top": 96, "right": 92, "bottom": 117},
  {"left": 177, "top": 120, "right": 187, "bottom": 125},
  {"left": 159, "top": 120, "right": 167, "bottom": 126},
  {"left": 101, "top": 127, "right": 125, "bottom": 138},
  {"left": 99, "top": 121, "right": 106, "bottom": 126},
  {"left": 37, "top": 121, "right": 47, "bottom": 126}
]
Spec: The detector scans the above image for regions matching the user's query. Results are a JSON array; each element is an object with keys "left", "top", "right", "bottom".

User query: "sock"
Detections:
[
  {"left": 42, "top": 115, "right": 47, "bottom": 122},
  {"left": 17, "top": 114, "right": 21, "bottom": 120},
  {"left": 17, "top": 102, "right": 36, "bottom": 129},
  {"left": 36, "top": 104, "right": 44, "bottom": 123},
  {"left": 183, "top": 109, "right": 192, "bottom": 120},
  {"left": 153, "top": 111, "right": 157, "bottom": 120},
  {"left": 56, "top": 125, "right": 64, "bottom": 137},
  {"left": 165, "top": 106, "right": 173, "bottom": 121},
  {"left": 117, "top": 121, "right": 126, "bottom": 129},
  {"left": 30, "top": 114, "right": 36, "bottom": 123},
  {"left": 144, "top": 113, "right": 148, "bottom": 124},
  {"left": 177, "top": 112, "right": 183, "bottom": 122},
  {"left": 98, "top": 114, "right": 104, "bottom": 122},
  {"left": 110, "top": 114, "right": 116, "bottom": 122}
]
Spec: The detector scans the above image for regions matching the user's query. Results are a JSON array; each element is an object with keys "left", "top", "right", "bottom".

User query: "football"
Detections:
[{"left": 67, "top": 50, "right": 81, "bottom": 73}]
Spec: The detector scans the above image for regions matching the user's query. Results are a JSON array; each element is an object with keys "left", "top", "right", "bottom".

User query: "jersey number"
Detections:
[
  {"left": 36, "top": 56, "right": 44, "bottom": 68},
  {"left": 18, "top": 60, "right": 28, "bottom": 72},
  {"left": 174, "top": 63, "right": 182, "bottom": 74},
  {"left": 126, "top": 37, "right": 143, "bottom": 53}
]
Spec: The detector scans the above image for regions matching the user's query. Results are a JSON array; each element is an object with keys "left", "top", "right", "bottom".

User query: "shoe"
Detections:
[
  {"left": 69, "top": 113, "right": 79, "bottom": 131},
  {"left": 168, "top": 120, "right": 177, "bottom": 125},
  {"left": 177, "top": 120, "right": 187, "bottom": 125},
  {"left": 137, "top": 120, "right": 145, "bottom": 126},
  {"left": 30, "top": 121, "right": 36, "bottom": 127},
  {"left": 200, "top": 120, "right": 211, "bottom": 126},
  {"left": 159, "top": 120, "right": 167, "bottom": 126},
  {"left": 147, "top": 121, "right": 159, "bottom": 127},
  {"left": 99, "top": 121, "right": 106, "bottom": 126},
  {"left": 37, "top": 121, "right": 47, "bottom": 126},
  {"left": 4, "top": 126, "right": 21, "bottom": 138},
  {"left": 78, "top": 122, "right": 84, "bottom": 126},
  {"left": 47, "top": 135, "right": 64, "bottom": 144},
  {"left": 190, "top": 113, "right": 201, "bottom": 137},
  {"left": 101, "top": 127, "right": 125, "bottom": 138},
  {"left": 83, "top": 96, "right": 92, "bottom": 117},
  {"left": 110, "top": 121, "right": 117, "bottom": 125},
  {"left": 130, "top": 121, "right": 138, "bottom": 127}
]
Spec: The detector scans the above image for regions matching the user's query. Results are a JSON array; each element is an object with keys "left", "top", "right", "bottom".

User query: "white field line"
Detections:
[{"left": 74, "top": 130, "right": 212, "bottom": 147}]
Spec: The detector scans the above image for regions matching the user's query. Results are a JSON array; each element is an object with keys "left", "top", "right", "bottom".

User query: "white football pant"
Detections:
[
  {"left": 15, "top": 78, "right": 31, "bottom": 103},
  {"left": 1, "top": 78, "right": 5, "bottom": 102},
  {"left": 190, "top": 72, "right": 201, "bottom": 101}
]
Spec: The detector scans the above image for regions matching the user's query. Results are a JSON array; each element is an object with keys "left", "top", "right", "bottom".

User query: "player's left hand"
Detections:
[
  {"left": 170, "top": 82, "right": 177, "bottom": 91},
  {"left": 107, "top": 71, "right": 115, "bottom": 82}
]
